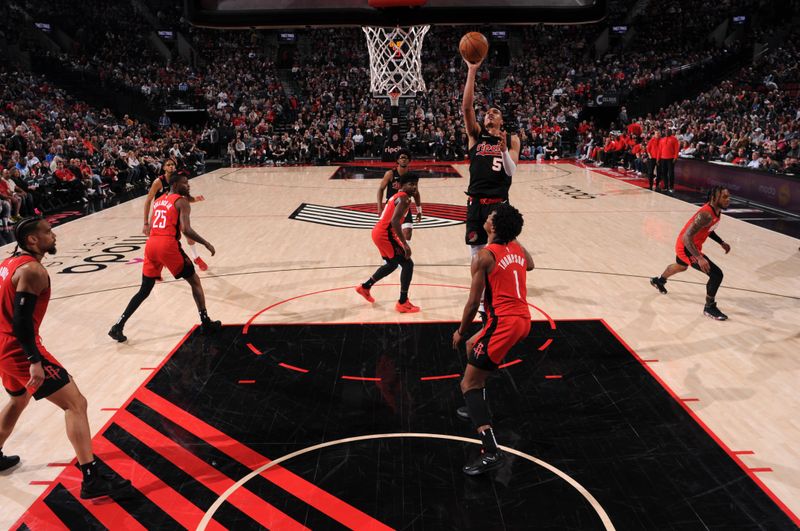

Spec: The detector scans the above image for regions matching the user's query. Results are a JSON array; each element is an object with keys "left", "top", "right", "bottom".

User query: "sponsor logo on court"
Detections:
[
  {"left": 289, "top": 203, "right": 466, "bottom": 229},
  {"left": 536, "top": 185, "right": 598, "bottom": 199},
  {"left": 43, "top": 235, "right": 149, "bottom": 275}
]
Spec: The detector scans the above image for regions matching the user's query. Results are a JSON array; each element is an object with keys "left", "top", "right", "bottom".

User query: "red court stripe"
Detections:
[
  {"left": 12, "top": 327, "right": 199, "bottom": 531},
  {"left": 498, "top": 359, "right": 522, "bottom": 369},
  {"left": 55, "top": 464, "right": 146, "bottom": 531},
  {"left": 641, "top": 359, "right": 659, "bottom": 363},
  {"left": 749, "top": 468, "right": 773, "bottom": 473},
  {"left": 114, "top": 410, "right": 307, "bottom": 531},
  {"left": 341, "top": 376, "right": 382, "bottom": 382},
  {"left": 538, "top": 338, "right": 553, "bottom": 351},
  {"left": 420, "top": 373, "right": 461, "bottom": 381},
  {"left": 238, "top": 380, "right": 256, "bottom": 384},
  {"left": 93, "top": 435, "right": 226, "bottom": 531},
  {"left": 137, "top": 388, "right": 392, "bottom": 531},
  {"left": 680, "top": 398, "right": 700, "bottom": 402},
  {"left": 29, "top": 481, "right": 56, "bottom": 486},
  {"left": 544, "top": 375, "right": 563, "bottom": 379},
  {"left": 246, "top": 342, "right": 262, "bottom": 354},
  {"left": 279, "top": 362, "right": 309, "bottom": 373},
  {"left": 20, "top": 500, "right": 69, "bottom": 530},
  {"left": 733, "top": 450, "right": 755, "bottom": 455}
]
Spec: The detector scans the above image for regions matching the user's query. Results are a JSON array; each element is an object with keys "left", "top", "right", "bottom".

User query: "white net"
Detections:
[{"left": 362, "top": 25, "right": 430, "bottom": 97}]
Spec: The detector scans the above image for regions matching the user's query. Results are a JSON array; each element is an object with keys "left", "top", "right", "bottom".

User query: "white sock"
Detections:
[{"left": 187, "top": 243, "right": 199, "bottom": 259}]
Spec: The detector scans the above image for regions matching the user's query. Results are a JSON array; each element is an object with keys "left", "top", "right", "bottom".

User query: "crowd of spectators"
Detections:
[
  {"left": 1, "top": 0, "right": 797, "bottom": 228},
  {"left": 575, "top": 27, "right": 799, "bottom": 178},
  {"left": 0, "top": 66, "right": 205, "bottom": 239}
]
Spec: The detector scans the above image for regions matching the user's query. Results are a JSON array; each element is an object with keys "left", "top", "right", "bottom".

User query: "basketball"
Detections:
[{"left": 459, "top": 32, "right": 489, "bottom": 64}]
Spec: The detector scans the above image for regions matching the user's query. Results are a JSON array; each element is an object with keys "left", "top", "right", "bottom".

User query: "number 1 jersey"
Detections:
[{"left": 484, "top": 241, "right": 530, "bottom": 319}]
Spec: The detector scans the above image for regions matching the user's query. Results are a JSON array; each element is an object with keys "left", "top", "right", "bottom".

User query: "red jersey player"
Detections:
[
  {"left": 376, "top": 150, "right": 422, "bottom": 242},
  {"left": 650, "top": 186, "right": 732, "bottom": 320},
  {"left": 109, "top": 173, "right": 221, "bottom": 341},
  {"left": 0, "top": 217, "right": 131, "bottom": 498},
  {"left": 452, "top": 203, "right": 534, "bottom": 475},
  {"left": 142, "top": 159, "right": 209, "bottom": 271},
  {"left": 356, "top": 173, "right": 420, "bottom": 313}
]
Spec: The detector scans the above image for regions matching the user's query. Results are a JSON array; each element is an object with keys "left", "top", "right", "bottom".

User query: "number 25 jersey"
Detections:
[{"left": 150, "top": 193, "right": 182, "bottom": 239}]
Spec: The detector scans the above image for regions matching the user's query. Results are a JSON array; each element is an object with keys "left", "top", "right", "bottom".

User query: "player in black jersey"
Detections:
[
  {"left": 462, "top": 58, "right": 520, "bottom": 252},
  {"left": 462, "top": 56, "right": 521, "bottom": 320},
  {"left": 142, "top": 159, "right": 209, "bottom": 271},
  {"left": 377, "top": 150, "right": 422, "bottom": 241}
]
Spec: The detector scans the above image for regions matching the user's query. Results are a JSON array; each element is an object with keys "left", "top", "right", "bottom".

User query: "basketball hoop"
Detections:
[{"left": 363, "top": 25, "right": 429, "bottom": 97}]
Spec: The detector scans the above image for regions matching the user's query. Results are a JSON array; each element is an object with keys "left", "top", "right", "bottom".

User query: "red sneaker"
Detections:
[
  {"left": 395, "top": 300, "right": 420, "bottom": 313},
  {"left": 355, "top": 285, "right": 375, "bottom": 303},
  {"left": 194, "top": 257, "right": 208, "bottom": 271}
]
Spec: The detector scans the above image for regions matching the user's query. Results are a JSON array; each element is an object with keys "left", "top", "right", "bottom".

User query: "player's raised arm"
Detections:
[{"left": 462, "top": 61, "right": 482, "bottom": 146}]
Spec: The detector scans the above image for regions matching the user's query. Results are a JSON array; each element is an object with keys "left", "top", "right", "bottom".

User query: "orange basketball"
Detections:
[{"left": 459, "top": 32, "right": 489, "bottom": 64}]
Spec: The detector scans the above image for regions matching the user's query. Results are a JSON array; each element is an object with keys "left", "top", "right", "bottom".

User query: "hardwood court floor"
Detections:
[{"left": 1, "top": 162, "right": 798, "bottom": 528}]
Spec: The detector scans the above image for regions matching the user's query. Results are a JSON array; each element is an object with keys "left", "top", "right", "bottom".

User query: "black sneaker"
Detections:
[
  {"left": 0, "top": 453, "right": 21, "bottom": 471},
  {"left": 108, "top": 324, "right": 127, "bottom": 342},
  {"left": 201, "top": 319, "right": 222, "bottom": 335},
  {"left": 463, "top": 451, "right": 505, "bottom": 476},
  {"left": 80, "top": 473, "right": 132, "bottom": 499},
  {"left": 703, "top": 302, "right": 728, "bottom": 321},
  {"left": 650, "top": 277, "right": 668, "bottom": 294}
]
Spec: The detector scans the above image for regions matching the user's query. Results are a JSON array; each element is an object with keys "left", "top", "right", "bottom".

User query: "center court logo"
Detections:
[{"left": 289, "top": 202, "right": 467, "bottom": 229}]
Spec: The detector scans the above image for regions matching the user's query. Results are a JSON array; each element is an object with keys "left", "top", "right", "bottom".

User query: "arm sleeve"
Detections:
[
  {"left": 708, "top": 231, "right": 724, "bottom": 244},
  {"left": 501, "top": 148, "right": 517, "bottom": 177},
  {"left": 12, "top": 292, "right": 43, "bottom": 363}
]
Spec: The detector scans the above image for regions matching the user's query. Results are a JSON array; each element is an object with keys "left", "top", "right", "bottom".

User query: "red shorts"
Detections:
[
  {"left": 143, "top": 237, "right": 194, "bottom": 279},
  {"left": 468, "top": 315, "right": 531, "bottom": 370},
  {"left": 0, "top": 335, "right": 70, "bottom": 400},
  {"left": 371, "top": 226, "right": 404, "bottom": 260}
]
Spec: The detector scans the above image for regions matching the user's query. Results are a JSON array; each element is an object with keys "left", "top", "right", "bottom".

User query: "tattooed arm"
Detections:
[{"left": 682, "top": 211, "right": 712, "bottom": 273}]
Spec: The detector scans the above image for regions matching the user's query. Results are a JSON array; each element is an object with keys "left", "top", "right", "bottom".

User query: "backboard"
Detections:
[{"left": 185, "top": 0, "right": 607, "bottom": 28}]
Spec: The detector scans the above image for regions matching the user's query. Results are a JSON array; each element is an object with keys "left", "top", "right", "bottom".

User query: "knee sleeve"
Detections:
[
  {"left": 399, "top": 257, "right": 413, "bottom": 284},
  {"left": 707, "top": 261, "right": 723, "bottom": 297},
  {"left": 463, "top": 388, "right": 491, "bottom": 429}
]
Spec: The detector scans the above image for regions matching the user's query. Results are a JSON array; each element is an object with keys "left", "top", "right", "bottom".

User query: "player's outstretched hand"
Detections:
[
  {"left": 205, "top": 243, "right": 216, "bottom": 256},
  {"left": 195, "top": 195, "right": 205, "bottom": 202},
  {"left": 721, "top": 242, "right": 731, "bottom": 254},
  {"left": 697, "top": 256, "right": 711, "bottom": 274},
  {"left": 465, "top": 57, "right": 483, "bottom": 69},
  {"left": 142, "top": 222, "right": 150, "bottom": 236}
]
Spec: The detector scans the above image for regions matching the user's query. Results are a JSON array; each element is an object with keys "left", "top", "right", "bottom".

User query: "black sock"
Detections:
[
  {"left": 79, "top": 460, "right": 98, "bottom": 481},
  {"left": 362, "top": 277, "right": 376, "bottom": 289},
  {"left": 658, "top": 276, "right": 667, "bottom": 283},
  {"left": 705, "top": 297, "right": 715, "bottom": 306},
  {"left": 478, "top": 427, "right": 499, "bottom": 454},
  {"left": 199, "top": 308, "right": 210, "bottom": 322},
  {"left": 399, "top": 291, "right": 408, "bottom": 304}
]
